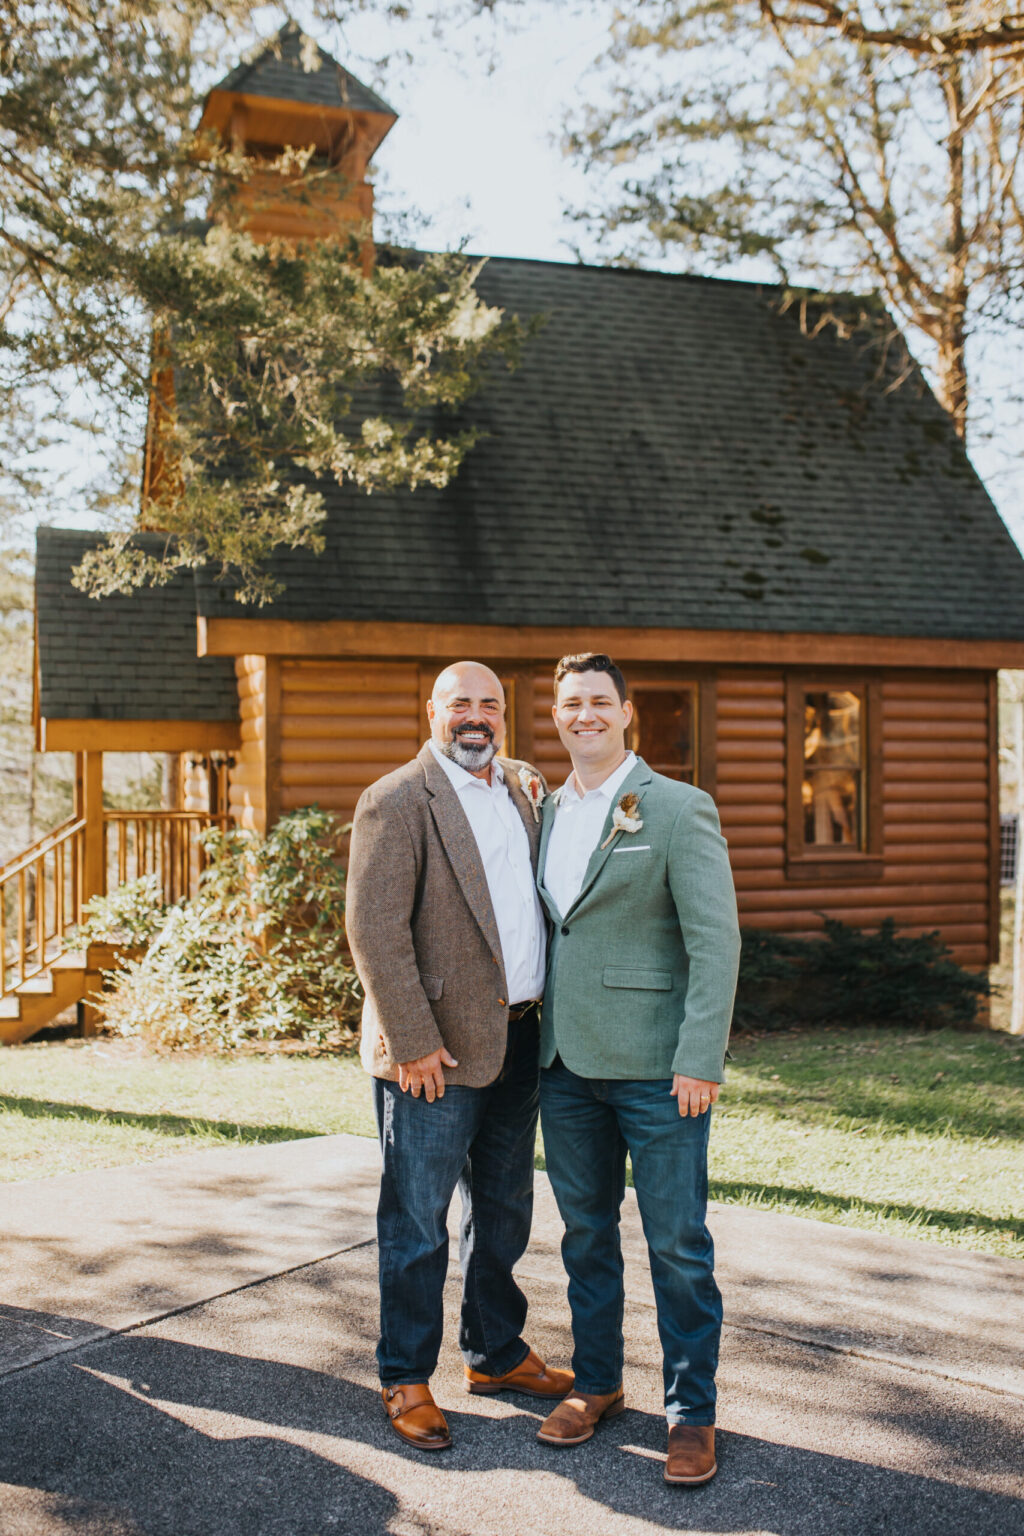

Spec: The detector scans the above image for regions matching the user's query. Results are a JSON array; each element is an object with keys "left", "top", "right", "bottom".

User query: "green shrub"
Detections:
[
  {"left": 92, "top": 807, "right": 362, "bottom": 1050},
  {"left": 80, "top": 874, "right": 169, "bottom": 947},
  {"left": 734, "top": 916, "right": 989, "bottom": 1033}
]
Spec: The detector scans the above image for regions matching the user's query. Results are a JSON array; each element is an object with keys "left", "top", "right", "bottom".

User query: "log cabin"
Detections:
[{"left": 10, "top": 21, "right": 1024, "bottom": 1042}]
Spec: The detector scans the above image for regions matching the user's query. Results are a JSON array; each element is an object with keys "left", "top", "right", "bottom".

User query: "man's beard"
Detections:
[{"left": 442, "top": 722, "right": 498, "bottom": 771}]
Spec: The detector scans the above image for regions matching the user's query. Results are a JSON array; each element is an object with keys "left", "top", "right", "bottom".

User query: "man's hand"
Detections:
[
  {"left": 398, "top": 1047, "right": 459, "bottom": 1102},
  {"left": 670, "top": 1075, "right": 720, "bottom": 1118}
]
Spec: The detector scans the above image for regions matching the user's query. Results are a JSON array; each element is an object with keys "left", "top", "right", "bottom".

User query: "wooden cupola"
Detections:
[{"left": 197, "top": 19, "right": 397, "bottom": 247}]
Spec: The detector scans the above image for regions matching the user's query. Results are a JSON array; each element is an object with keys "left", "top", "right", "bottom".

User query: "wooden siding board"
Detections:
[
  {"left": 277, "top": 659, "right": 421, "bottom": 822},
  {"left": 717, "top": 671, "right": 992, "bottom": 964}
]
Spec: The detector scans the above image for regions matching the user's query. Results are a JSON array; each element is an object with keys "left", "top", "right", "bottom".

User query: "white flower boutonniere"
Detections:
[
  {"left": 518, "top": 767, "right": 546, "bottom": 822},
  {"left": 601, "top": 791, "right": 643, "bottom": 849}
]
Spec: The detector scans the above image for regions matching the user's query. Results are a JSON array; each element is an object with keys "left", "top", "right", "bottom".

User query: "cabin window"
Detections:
[
  {"left": 786, "top": 677, "right": 883, "bottom": 878},
  {"left": 802, "top": 689, "right": 863, "bottom": 847},
  {"left": 629, "top": 684, "right": 697, "bottom": 783}
]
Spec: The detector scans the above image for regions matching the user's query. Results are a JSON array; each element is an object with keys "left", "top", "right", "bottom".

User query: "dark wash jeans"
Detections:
[
  {"left": 372, "top": 1011, "right": 540, "bottom": 1386},
  {"left": 539, "top": 1059, "right": 722, "bottom": 1425}
]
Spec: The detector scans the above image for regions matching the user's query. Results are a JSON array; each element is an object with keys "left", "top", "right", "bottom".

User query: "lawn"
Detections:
[{"left": 1, "top": 1027, "right": 1021, "bottom": 1260}]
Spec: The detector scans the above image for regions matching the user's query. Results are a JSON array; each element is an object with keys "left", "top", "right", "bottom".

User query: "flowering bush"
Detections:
[{"left": 89, "top": 808, "right": 362, "bottom": 1050}]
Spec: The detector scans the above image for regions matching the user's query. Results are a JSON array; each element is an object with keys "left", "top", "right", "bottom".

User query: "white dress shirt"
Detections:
[
  {"left": 544, "top": 752, "right": 638, "bottom": 918},
  {"left": 429, "top": 742, "right": 547, "bottom": 1003}
]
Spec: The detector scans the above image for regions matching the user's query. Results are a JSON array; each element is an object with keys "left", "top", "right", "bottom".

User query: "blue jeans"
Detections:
[
  {"left": 539, "top": 1059, "right": 722, "bottom": 1425},
  {"left": 372, "top": 1012, "right": 540, "bottom": 1386}
]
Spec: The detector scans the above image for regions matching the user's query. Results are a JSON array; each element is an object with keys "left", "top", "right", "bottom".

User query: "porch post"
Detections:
[{"left": 76, "top": 751, "right": 105, "bottom": 907}]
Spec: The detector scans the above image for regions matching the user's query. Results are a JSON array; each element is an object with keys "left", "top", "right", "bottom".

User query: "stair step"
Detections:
[
  {"left": 49, "top": 951, "right": 87, "bottom": 971},
  {"left": 0, "top": 996, "right": 21, "bottom": 1020},
  {"left": 16, "top": 976, "right": 56, "bottom": 997}
]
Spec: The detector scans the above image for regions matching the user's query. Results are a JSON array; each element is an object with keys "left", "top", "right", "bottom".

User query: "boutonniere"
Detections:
[
  {"left": 600, "top": 791, "right": 643, "bottom": 849},
  {"left": 517, "top": 767, "right": 546, "bottom": 822}
]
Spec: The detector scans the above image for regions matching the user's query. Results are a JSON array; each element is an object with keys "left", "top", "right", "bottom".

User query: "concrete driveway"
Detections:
[{"left": 0, "top": 1134, "right": 1020, "bottom": 1535}]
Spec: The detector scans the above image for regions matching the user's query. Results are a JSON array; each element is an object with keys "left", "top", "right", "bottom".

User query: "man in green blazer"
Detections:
[{"left": 534, "top": 652, "right": 740, "bottom": 1487}]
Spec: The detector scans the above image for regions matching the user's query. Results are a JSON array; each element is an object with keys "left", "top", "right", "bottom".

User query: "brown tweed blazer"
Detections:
[{"left": 346, "top": 742, "right": 545, "bottom": 1087}]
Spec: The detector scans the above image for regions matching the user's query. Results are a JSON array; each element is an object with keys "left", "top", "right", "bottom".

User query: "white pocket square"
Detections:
[{"left": 612, "top": 845, "right": 652, "bottom": 853}]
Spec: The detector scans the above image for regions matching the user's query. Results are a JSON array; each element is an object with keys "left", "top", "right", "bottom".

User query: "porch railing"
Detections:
[
  {"left": 0, "top": 817, "right": 85, "bottom": 993},
  {"left": 103, "top": 810, "right": 230, "bottom": 906},
  {"left": 0, "top": 810, "right": 229, "bottom": 1000}
]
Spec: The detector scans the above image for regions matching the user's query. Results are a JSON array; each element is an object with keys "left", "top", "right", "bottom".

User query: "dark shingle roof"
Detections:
[
  {"left": 35, "top": 529, "right": 238, "bottom": 722},
  {"left": 208, "top": 20, "right": 395, "bottom": 117},
  {"left": 191, "top": 257, "right": 1024, "bottom": 640}
]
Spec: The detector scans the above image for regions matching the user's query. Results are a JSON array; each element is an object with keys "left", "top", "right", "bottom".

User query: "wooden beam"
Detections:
[
  {"left": 40, "top": 719, "right": 241, "bottom": 753},
  {"left": 264, "top": 656, "right": 282, "bottom": 834},
  {"left": 196, "top": 616, "right": 1024, "bottom": 671},
  {"left": 988, "top": 672, "right": 1001, "bottom": 965},
  {"left": 80, "top": 752, "right": 104, "bottom": 905}
]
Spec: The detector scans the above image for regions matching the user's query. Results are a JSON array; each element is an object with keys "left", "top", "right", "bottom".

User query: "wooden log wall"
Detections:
[
  {"left": 227, "top": 655, "right": 995, "bottom": 966},
  {"left": 278, "top": 659, "right": 420, "bottom": 826},
  {"left": 181, "top": 755, "right": 209, "bottom": 814},
  {"left": 716, "top": 671, "right": 993, "bottom": 966},
  {"left": 228, "top": 655, "right": 269, "bottom": 831}
]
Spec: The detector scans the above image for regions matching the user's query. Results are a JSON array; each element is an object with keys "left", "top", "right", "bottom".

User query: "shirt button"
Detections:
[{"left": 498, "top": 997, "right": 506, "bottom": 1007}]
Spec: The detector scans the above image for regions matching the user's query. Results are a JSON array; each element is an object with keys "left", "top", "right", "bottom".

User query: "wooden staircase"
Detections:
[
  {"left": 0, "top": 949, "right": 102, "bottom": 1045},
  {"left": 1, "top": 809, "right": 224, "bottom": 1045}
]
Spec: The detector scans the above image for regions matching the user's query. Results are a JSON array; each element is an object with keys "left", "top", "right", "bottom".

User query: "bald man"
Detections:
[{"left": 346, "top": 662, "right": 571, "bottom": 1451}]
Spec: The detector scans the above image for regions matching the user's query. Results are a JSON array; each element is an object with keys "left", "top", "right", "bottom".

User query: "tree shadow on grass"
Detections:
[
  {"left": 0, "top": 1093, "right": 321, "bottom": 1146},
  {"left": 708, "top": 1177, "right": 1024, "bottom": 1247}
]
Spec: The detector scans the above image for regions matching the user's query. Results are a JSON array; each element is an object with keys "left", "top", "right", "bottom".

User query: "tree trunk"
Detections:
[{"left": 938, "top": 16, "right": 970, "bottom": 439}]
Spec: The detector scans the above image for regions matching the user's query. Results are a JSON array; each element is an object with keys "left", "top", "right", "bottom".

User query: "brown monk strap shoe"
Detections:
[
  {"left": 664, "top": 1424, "right": 717, "bottom": 1485},
  {"left": 465, "top": 1347, "right": 574, "bottom": 1400},
  {"left": 536, "top": 1387, "right": 625, "bottom": 1446},
  {"left": 381, "top": 1384, "right": 452, "bottom": 1451}
]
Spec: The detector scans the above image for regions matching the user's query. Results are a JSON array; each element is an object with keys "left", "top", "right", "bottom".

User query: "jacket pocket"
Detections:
[
  {"left": 419, "top": 972, "right": 444, "bottom": 1000},
  {"left": 602, "top": 967, "right": 672, "bottom": 991}
]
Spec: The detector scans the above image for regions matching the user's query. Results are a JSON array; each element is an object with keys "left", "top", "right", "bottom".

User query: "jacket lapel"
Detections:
[
  {"left": 537, "top": 789, "right": 561, "bottom": 920},
  {"left": 565, "top": 759, "right": 653, "bottom": 917},
  {"left": 500, "top": 759, "right": 543, "bottom": 869},
  {"left": 420, "top": 743, "right": 503, "bottom": 967}
]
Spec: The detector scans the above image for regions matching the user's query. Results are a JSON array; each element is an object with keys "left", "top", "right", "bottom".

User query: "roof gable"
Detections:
[
  {"left": 35, "top": 529, "right": 238, "bottom": 723},
  {"left": 191, "top": 257, "right": 1024, "bottom": 642},
  {"left": 207, "top": 20, "right": 395, "bottom": 117}
]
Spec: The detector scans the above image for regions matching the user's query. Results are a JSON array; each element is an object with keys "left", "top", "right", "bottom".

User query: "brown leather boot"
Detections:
[
  {"left": 381, "top": 1384, "right": 452, "bottom": 1451},
  {"left": 536, "top": 1387, "right": 625, "bottom": 1446},
  {"left": 664, "top": 1424, "right": 716, "bottom": 1484},
  {"left": 465, "top": 1347, "right": 574, "bottom": 1399}
]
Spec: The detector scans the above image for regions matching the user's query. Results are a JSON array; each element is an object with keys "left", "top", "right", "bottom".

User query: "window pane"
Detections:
[
  {"left": 802, "top": 690, "right": 862, "bottom": 847},
  {"left": 631, "top": 687, "right": 695, "bottom": 783}
]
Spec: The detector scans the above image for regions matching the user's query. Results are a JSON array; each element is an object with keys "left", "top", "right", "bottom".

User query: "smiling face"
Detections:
[
  {"left": 427, "top": 661, "right": 506, "bottom": 778},
  {"left": 553, "top": 669, "right": 634, "bottom": 781}
]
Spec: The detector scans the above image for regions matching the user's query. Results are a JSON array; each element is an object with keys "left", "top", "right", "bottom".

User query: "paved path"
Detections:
[{"left": 0, "top": 1135, "right": 1021, "bottom": 1534}]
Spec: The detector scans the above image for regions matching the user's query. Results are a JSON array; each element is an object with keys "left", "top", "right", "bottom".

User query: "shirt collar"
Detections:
[
  {"left": 429, "top": 738, "right": 505, "bottom": 792},
  {"left": 560, "top": 750, "right": 637, "bottom": 806}
]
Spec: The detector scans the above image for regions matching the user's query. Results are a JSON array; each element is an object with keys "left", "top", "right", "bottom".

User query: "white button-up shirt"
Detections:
[
  {"left": 544, "top": 752, "right": 638, "bottom": 918},
  {"left": 429, "top": 742, "right": 547, "bottom": 1004}
]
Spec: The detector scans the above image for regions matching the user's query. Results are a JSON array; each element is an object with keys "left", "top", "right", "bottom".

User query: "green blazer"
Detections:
[{"left": 538, "top": 757, "right": 741, "bottom": 1084}]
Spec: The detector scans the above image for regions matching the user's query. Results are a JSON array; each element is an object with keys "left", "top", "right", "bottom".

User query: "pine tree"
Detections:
[{"left": 0, "top": 3, "right": 518, "bottom": 602}]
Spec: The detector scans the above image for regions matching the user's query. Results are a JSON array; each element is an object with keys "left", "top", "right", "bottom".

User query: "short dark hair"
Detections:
[{"left": 553, "top": 652, "right": 628, "bottom": 705}]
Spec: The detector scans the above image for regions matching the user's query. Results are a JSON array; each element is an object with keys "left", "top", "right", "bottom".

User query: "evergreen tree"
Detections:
[{"left": 0, "top": 2, "right": 518, "bottom": 602}]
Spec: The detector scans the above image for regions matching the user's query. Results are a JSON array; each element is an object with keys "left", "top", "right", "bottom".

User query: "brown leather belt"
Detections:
[{"left": 507, "top": 999, "right": 540, "bottom": 1022}]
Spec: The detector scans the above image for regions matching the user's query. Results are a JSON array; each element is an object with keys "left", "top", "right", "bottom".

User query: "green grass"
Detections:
[{"left": 1, "top": 1027, "right": 1022, "bottom": 1259}]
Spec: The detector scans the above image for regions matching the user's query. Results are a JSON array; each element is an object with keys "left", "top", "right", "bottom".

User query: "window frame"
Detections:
[
  {"left": 785, "top": 674, "right": 883, "bottom": 881},
  {"left": 627, "top": 672, "right": 717, "bottom": 795}
]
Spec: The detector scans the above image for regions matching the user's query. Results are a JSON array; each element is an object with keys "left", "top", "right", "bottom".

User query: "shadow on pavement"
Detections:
[{"left": 1, "top": 1308, "right": 1022, "bottom": 1536}]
